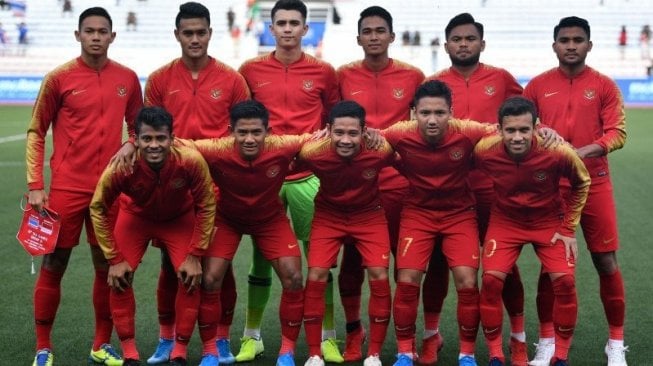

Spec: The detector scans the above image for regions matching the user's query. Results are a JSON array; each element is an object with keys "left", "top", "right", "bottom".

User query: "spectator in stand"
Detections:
[
  {"left": 62, "top": 0, "right": 73, "bottom": 17},
  {"left": 618, "top": 25, "right": 627, "bottom": 60},
  {"left": 126, "top": 11, "right": 137, "bottom": 31},
  {"left": 640, "top": 24, "right": 651, "bottom": 59}
]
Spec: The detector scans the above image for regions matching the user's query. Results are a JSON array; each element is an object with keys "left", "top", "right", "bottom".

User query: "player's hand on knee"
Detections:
[
  {"left": 108, "top": 261, "right": 134, "bottom": 292},
  {"left": 551, "top": 232, "right": 578, "bottom": 262},
  {"left": 178, "top": 254, "right": 202, "bottom": 292}
]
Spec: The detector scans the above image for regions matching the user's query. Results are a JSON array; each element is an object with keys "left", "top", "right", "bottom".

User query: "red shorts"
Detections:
[
  {"left": 113, "top": 209, "right": 197, "bottom": 270},
  {"left": 482, "top": 214, "right": 576, "bottom": 275},
  {"left": 206, "top": 211, "right": 300, "bottom": 260},
  {"left": 396, "top": 207, "right": 480, "bottom": 271},
  {"left": 151, "top": 184, "right": 220, "bottom": 249},
  {"left": 380, "top": 186, "right": 409, "bottom": 250},
  {"left": 309, "top": 207, "right": 391, "bottom": 268},
  {"left": 49, "top": 189, "right": 116, "bottom": 249},
  {"left": 563, "top": 183, "right": 619, "bottom": 253},
  {"left": 472, "top": 187, "right": 495, "bottom": 243}
]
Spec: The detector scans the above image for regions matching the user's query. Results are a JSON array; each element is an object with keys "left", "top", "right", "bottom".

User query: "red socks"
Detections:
[
  {"left": 457, "top": 287, "right": 480, "bottom": 355},
  {"left": 157, "top": 267, "right": 178, "bottom": 339},
  {"left": 552, "top": 275, "right": 577, "bottom": 360},
  {"left": 480, "top": 273, "right": 504, "bottom": 358},
  {"left": 367, "top": 279, "right": 391, "bottom": 356},
  {"left": 393, "top": 282, "right": 419, "bottom": 353},
  {"left": 92, "top": 269, "right": 113, "bottom": 350},
  {"left": 34, "top": 267, "right": 63, "bottom": 350},
  {"left": 303, "top": 280, "right": 326, "bottom": 355},
  {"left": 600, "top": 270, "right": 625, "bottom": 340}
]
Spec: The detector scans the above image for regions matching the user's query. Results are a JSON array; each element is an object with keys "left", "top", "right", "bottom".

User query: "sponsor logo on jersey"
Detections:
[
  {"left": 533, "top": 170, "right": 548, "bottom": 182},
  {"left": 267, "top": 164, "right": 281, "bottom": 178},
  {"left": 303, "top": 79, "right": 314, "bottom": 91},
  {"left": 449, "top": 147, "right": 465, "bottom": 161},
  {"left": 210, "top": 89, "right": 222, "bottom": 100},
  {"left": 171, "top": 178, "right": 186, "bottom": 189},
  {"left": 361, "top": 168, "right": 377, "bottom": 180}
]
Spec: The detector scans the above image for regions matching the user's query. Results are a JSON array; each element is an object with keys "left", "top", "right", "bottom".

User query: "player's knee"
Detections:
[
  {"left": 551, "top": 274, "right": 576, "bottom": 296},
  {"left": 42, "top": 248, "right": 72, "bottom": 272},
  {"left": 590, "top": 251, "right": 619, "bottom": 274},
  {"left": 282, "top": 269, "right": 304, "bottom": 290},
  {"left": 366, "top": 267, "right": 388, "bottom": 281},
  {"left": 453, "top": 268, "right": 478, "bottom": 289},
  {"left": 201, "top": 272, "right": 222, "bottom": 292}
]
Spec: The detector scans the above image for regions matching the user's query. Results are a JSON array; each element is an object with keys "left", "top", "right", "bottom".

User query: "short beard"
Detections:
[{"left": 450, "top": 53, "right": 481, "bottom": 67}]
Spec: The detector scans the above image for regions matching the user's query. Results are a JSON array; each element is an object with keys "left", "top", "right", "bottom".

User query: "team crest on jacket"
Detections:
[
  {"left": 583, "top": 89, "right": 596, "bottom": 100},
  {"left": 361, "top": 168, "right": 377, "bottom": 180},
  {"left": 267, "top": 164, "right": 281, "bottom": 178},
  {"left": 484, "top": 85, "right": 496, "bottom": 96},
  {"left": 533, "top": 170, "right": 547, "bottom": 182},
  {"left": 210, "top": 89, "right": 222, "bottom": 99},
  {"left": 302, "top": 80, "right": 314, "bottom": 91},
  {"left": 448, "top": 147, "right": 465, "bottom": 161},
  {"left": 171, "top": 178, "right": 186, "bottom": 189},
  {"left": 392, "top": 88, "right": 404, "bottom": 100},
  {"left": 116, "top": 85, "right": 127, "bottom": 97}
]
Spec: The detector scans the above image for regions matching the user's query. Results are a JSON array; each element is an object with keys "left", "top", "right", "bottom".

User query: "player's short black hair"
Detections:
[
  {"left": 176, "top": 2, "right": 211, "bottom": 28},
  {"left": 358, "top": 6, "right": 393, "bottom": 34},
  {"left": 78, "top": 7, "right": 112, "bottom": 30},
  {"left": 136, "top": 106, "right": 173, "bottom": 135},
  {"left": 329, "top": 100, "right": 366, "bottom": 128},
  {"left": 498, "top": 96, "right": 538, "bottom": 126},
  {"left": 230, "top": 100, "right": 270, "bottom": 129},
  {"left": 413, "top": 80, "right": 452, "bottom": 109},
  {"left": 271, "top": 0, "right": 307, "bottom": 22},
  {"left": 445, "top": 13, "right": 483, "bottom": 40},
  {"left": 554, "top": 16, "right": 590, "bottom": 40}
]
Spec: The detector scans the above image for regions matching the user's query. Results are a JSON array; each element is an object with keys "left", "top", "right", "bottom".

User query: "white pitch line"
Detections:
[{"left": 0, "top": 134, "right": 26, "bottom": 144}]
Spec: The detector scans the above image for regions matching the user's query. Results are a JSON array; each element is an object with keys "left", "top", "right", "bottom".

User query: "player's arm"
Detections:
[
  {"left": 553, "top": 144, "right": 591, "bottom": 261},
  {"left": 111, "top": 73, "right": 144, "bottom": 173},
  {"left": 26, "top": 73, "right": 59, "bottom": 212},
  {"left": 89, "top": 167, "right": 133, "bottom": 290},
  {"left": 579, "top": 80, "right": 626, "bottom": 158},
  {"left": 535, "top": 122, "right": 563, "bottom": 148},
  {"left": 231, "top": 71, "right": 251, "bottom": 104},
  {"left": 183, "top": 147, "right": 216, "bottom": 263},
  {"left": 321, "top": 64, "right": 341, "bottom": 127},
  {"left": 143, "top": 71, "right": 163, "bottom": 107},
  {"left": 503, "top": 69, "right": 524, "bottom": 97}
]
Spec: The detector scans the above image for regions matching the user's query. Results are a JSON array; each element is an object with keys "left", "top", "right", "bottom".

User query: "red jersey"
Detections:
[
  {"left": 428, "top": 64, "right": 522, "bottom": 193},
  {"left": 239, "top": 52, "right": 339, "bottom": 135},
  {"left": 239, "top": 52, "right": 339, "bottom": 180},
  {"left": 145, "top": 57, "right": 250, "bottom": 139},
  {"left": 523, "top": 66, "right": 626, "bottom": 185},
  {"left": 26, "top": 57, "right": 143, "bottom": 192},
  {"left": 474, "top": 136, "right": 590, "bottom": 236},
  {"left": 383, "top": 119, "right": 494, "bottom": 212},
  {"left": 298, "top": 138, "right": 395, "bottom": 213},
  {"left": 427, "top": 63, "right": 523, "bottom": 124},
  {"left": 182, "top": 134, "right": 309, "bottom": 224},
  {"left": 337, "top": 59, "right": 424, "bottom": 192},
  {"left": 90, "top": 146, "right": 216, "bottom": 264}
]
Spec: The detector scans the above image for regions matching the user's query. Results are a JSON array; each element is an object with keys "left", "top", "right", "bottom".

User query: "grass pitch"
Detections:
[{"left": 1, "top": 106, "right": 651, "bottom": 364}]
